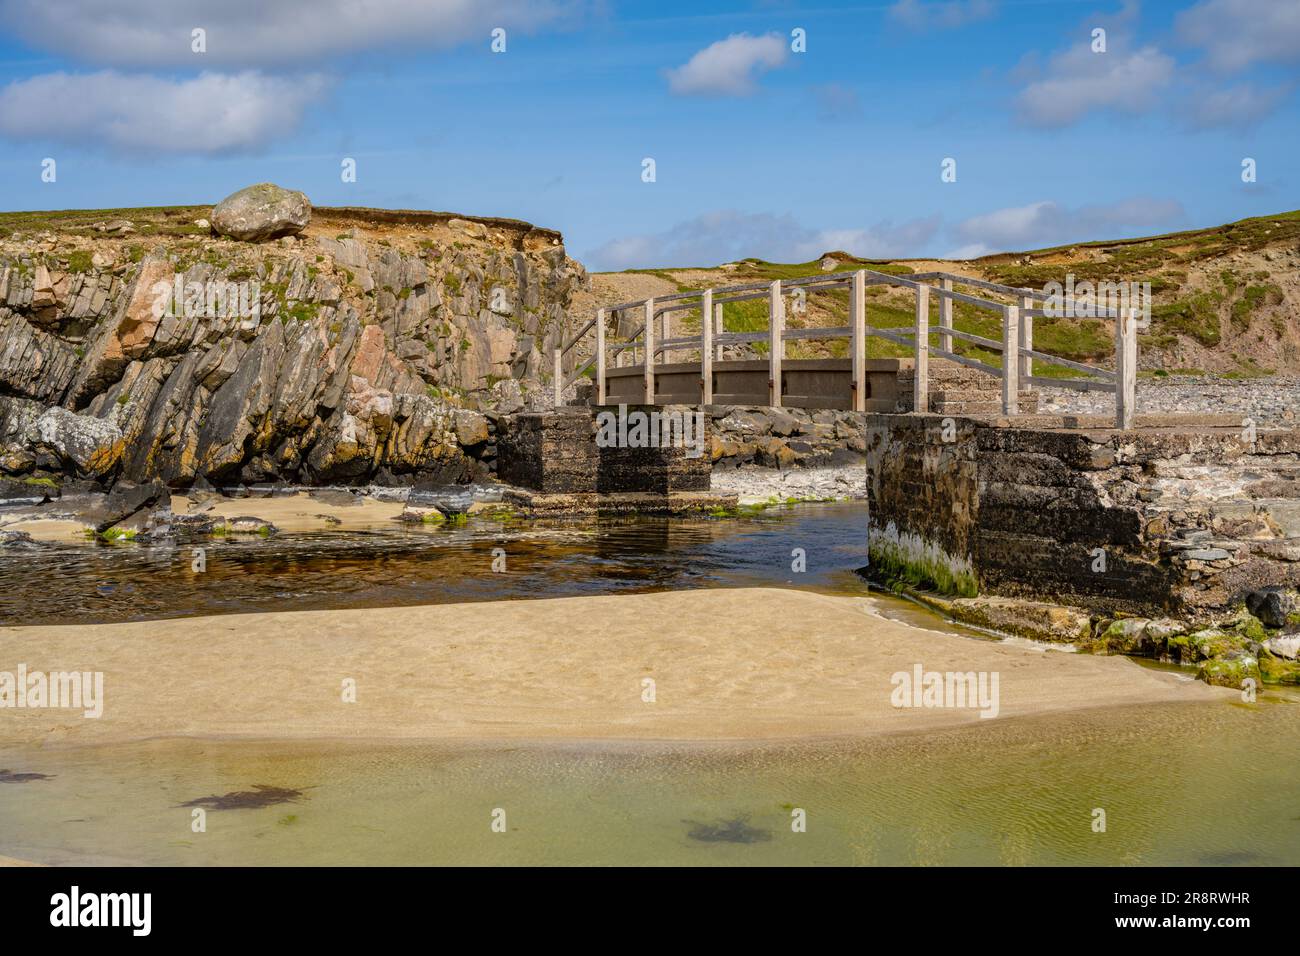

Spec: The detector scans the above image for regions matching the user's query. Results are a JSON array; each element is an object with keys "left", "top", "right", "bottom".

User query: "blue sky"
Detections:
[{"left": 0, "top": 0, "right": 1294, "bottom": 269}]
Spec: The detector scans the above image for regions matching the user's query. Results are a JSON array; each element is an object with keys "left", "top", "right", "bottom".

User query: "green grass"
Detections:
[
  {"left": 0, "top": 205, "right": 208, "bottom": 237},
  {"left": 1222, "top": 355, "right": 1275, "bottom": 379},
  {"left": 732, "top": 256, "right": 915, "bottom": 281},
  {"left": 65, "top": 249, "right": 94, "bottom": 272},
  {"left": 1149, "top": 292, "right": 1223, "bottom": 347},
  {"left": 1231, "top": 283, "right": 1284, "bottom": 329},
  {"left": 281, "top": 301, "right": 319, "bottom": 323}
]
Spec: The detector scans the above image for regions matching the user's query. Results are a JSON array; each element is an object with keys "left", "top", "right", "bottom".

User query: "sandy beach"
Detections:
[{"left": 0, "top": 588, "right": 1220, "bottom": 747}]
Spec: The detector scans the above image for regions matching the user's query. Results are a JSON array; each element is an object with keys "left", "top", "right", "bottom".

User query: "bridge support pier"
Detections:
[{"left": 496, "top": 406, "right": 733, "bottom": 516}]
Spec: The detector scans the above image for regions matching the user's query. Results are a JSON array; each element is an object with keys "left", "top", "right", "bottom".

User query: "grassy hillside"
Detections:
[{"left": 600, "top": 211, "right": 1300, "bottom": 378}]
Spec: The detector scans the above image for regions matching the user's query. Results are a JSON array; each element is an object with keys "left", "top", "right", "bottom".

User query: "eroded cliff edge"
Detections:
[{"left": 0, "top": 204, "right": 587, "bottom": 486}]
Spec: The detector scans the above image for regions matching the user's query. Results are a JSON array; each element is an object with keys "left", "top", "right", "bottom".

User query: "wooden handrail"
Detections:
[{"left": 554, "top": 268, "right": 1137, "bottom": 427}]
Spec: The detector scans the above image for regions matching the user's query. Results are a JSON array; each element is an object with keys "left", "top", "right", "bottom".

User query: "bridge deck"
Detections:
[{"left": 602, "top": 358, "right": 910, "bottom": 411}]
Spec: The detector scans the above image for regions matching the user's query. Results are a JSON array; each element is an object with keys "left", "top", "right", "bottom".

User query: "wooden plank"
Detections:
[
  {"left": 1019, "top": 294, "right": 1033, "bottom": 392},
  {"left": 938, "top": 277, "right": 953, "bottom": 355},
  {"left": 868, "top": 326, "right": 914, "bottom": 347},
  {"left": 1001, "top": 304, "right": 1019, "bottom": 415},
  {"left": 932, "top": 286, "right": 1007, "bottom": 312},
  {"left": 1026, "top": 374, "right": 1117, "bottom": 393},
  {"left": 1020, "top": 348, "right": 1115, "bottom": 379},
  {"left": 908, "top": 272, "right": 1041, "bottom": 300},
  {"left": 769, "top": 280, "right": 783, "bottom": 407},
  {"left": 700, "top": 289, "right": 713, "bottom": 405},
  {"left": 553, "top": 347, "right": 563, "bottom": 406},
  {"left": 714, "top": 332, "right": 770, "bottom": 346},
  {"left": 781, "top": 326, "right": 851, "bottom": 340},
  {"left": 654, "top": 299, "right": 706, "bottom": 315},
  {"left": 559, "top": 313, "right": 598, "bottom": 355},
  {"left": 1022, "top": 305, "right": 1120, "bottom": 320},
  {"left": 939, "top": 326, "right": 1003, "bottom": 350},
  {"left": 851, "top": 270, "right": 866, "bottom": 412},
  {"left": 1115, "top": 308, "right": 1137, "bottom": 429},
  {"left": 863, "top": 269, "right": 923, "bottom": 291},
  {"left": 712, "top": 290, "right": 772, "bottom": 307},
  {"left": 643, "top": 298, "right": 655, "bottom": 404},
  {"left": 913, "top": 284, "right": 929, "bottom": 413},
  {"left": 595, "top": 307, "right": 606, "bottom": 405}
]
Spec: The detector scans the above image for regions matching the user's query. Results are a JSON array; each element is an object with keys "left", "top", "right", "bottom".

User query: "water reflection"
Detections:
[{"left": 0, "top": 504, "right": 870, "bottom": 626}]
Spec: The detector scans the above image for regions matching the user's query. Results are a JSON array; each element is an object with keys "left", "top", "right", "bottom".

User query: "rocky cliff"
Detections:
[{"left": 0, "top": 204, "right": 587, "bottom": 488}]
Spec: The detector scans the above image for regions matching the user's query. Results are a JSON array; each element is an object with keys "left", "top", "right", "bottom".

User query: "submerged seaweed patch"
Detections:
[
  {"left": 0, "top": 769, "right": 52, "bottom": 783},
  {"left": 683, "top": 815, "right": 772, "bottom": 844},
  {"left": 179, "top": 784, "right": 304, "bottom": 810}
]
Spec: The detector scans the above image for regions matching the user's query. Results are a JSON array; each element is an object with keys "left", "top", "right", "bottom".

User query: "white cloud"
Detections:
[
  {"left": 0, "top": 0, "right": 578, "bottom": 68},
  {"left": 1176, "top": 0, "right": 1300, "bottom": 73},
  {"left": 888, "top": 0, "right": 996, "bottom": 31},
  {"left": 1015, "top": 42, "right": 1175, "bottom": 127},
  {"left": 0, "top": 71, "right": 330, "bottom": 154},
  {"left": 949, "top": 197, "right": 1185, "bottom": 256},
  {"left": 1182, "top": 82, "right": 1294, "bottom": 129},
  {"left": 664, "top": 33, "right": 789, "bottom": 97},
  {"left": 1011, "top": 1, "right": 1294, "bottom": 129},
  {"left": 1011, "top": 3, "right": 1178, "bottom": 128},
  {"left": 586, "top": 210, "right": 940, "bottom": 271}
]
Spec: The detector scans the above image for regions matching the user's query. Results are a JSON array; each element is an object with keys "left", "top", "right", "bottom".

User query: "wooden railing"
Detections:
[{"left": 555, "top": 270, "right": 1139, "bottom": 428}]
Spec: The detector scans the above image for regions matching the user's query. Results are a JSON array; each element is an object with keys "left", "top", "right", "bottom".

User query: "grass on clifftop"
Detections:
[{"left": 0, "top": 205, "right": 211, "bottom": 237}]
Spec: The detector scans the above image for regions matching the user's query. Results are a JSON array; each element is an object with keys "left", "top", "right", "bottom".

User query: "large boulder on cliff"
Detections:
[{"left": 211, "top": 183, "right": 311, "bottom": 242}]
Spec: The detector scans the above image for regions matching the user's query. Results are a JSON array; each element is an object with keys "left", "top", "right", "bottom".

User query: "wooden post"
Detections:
[
  {"left": 1115, "top": 307, "right": 1136, "bottom": 429},
  {"left": 913, "top": 284, "right": 929, "bottom": 413},
  {"left": 768, "top": 280, "right": 783, "bottom": 407},
  {"left": 595, "top": 307, "right": 607, "bottom": 405},
  {"left": 850, "top": 270, "right": 866, "bottom": 412},
  {"left": 700, "top": 290, "right": 713, "bottom": 405},
  {"left": 1019, "top": 295, "right": 1033, "bottom": 392},
  {"left": 661, "top": 309, "right": 671, "bottom": 364},
  {"left": 714, "top": 303, "right": 724, "bottom": 362},
  {"left": 1001, "top": 304, "right": 1019, "bottom": 415},
  {"left": 938, "top": 277, "right": 953, "bottom": 355},
  {"left": 553, "top": 347, "right": 563, "bottom": 407},
  {"left": 611, "top": 308, "right": 622, "bottom": 368},
  {"left": 643, "top": 298, "right": 656, "bottom": 404}
]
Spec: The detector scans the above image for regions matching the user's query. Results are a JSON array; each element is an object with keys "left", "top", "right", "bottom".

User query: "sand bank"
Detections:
[
  {"left": 174, "top": 491, "right": 406, "bottom": 532},
  {"left": 0, "top": 491, "right": 408, "bottom": 543},
  {"left": 0, "top": 588, "right": 1221, "bottom": 747}
]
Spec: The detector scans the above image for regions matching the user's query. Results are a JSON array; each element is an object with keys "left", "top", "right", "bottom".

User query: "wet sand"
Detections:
[
  {"left": 0, "top": 491, "right": 409, "bottom": 543},
  {"left": 173, "top": 492, "right": 407, "bottom": 532},
  {"left": 0, "top": 588, "right": 1221, "bottom": 747}
]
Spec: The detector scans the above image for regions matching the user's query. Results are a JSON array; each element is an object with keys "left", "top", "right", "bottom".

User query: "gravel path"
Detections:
[{"left": 1037, "top": 377, "right": 1300, "bottom": 428}]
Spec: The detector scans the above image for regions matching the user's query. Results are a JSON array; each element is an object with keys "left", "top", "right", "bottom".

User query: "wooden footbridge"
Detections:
[{"left": 555, "top": 269, "right": 1141, "bottom": 428}]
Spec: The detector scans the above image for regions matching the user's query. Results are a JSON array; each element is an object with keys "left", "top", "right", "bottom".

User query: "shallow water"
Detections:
[
  {"left": 0, "top": 503, "right": 875, "bottom": 626},
  {"left": 1, "top": 696, "right": 1296, "bottom": 866},
  {"left": 2, "top": 501, "right": 1296, "bottom": 866}
]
